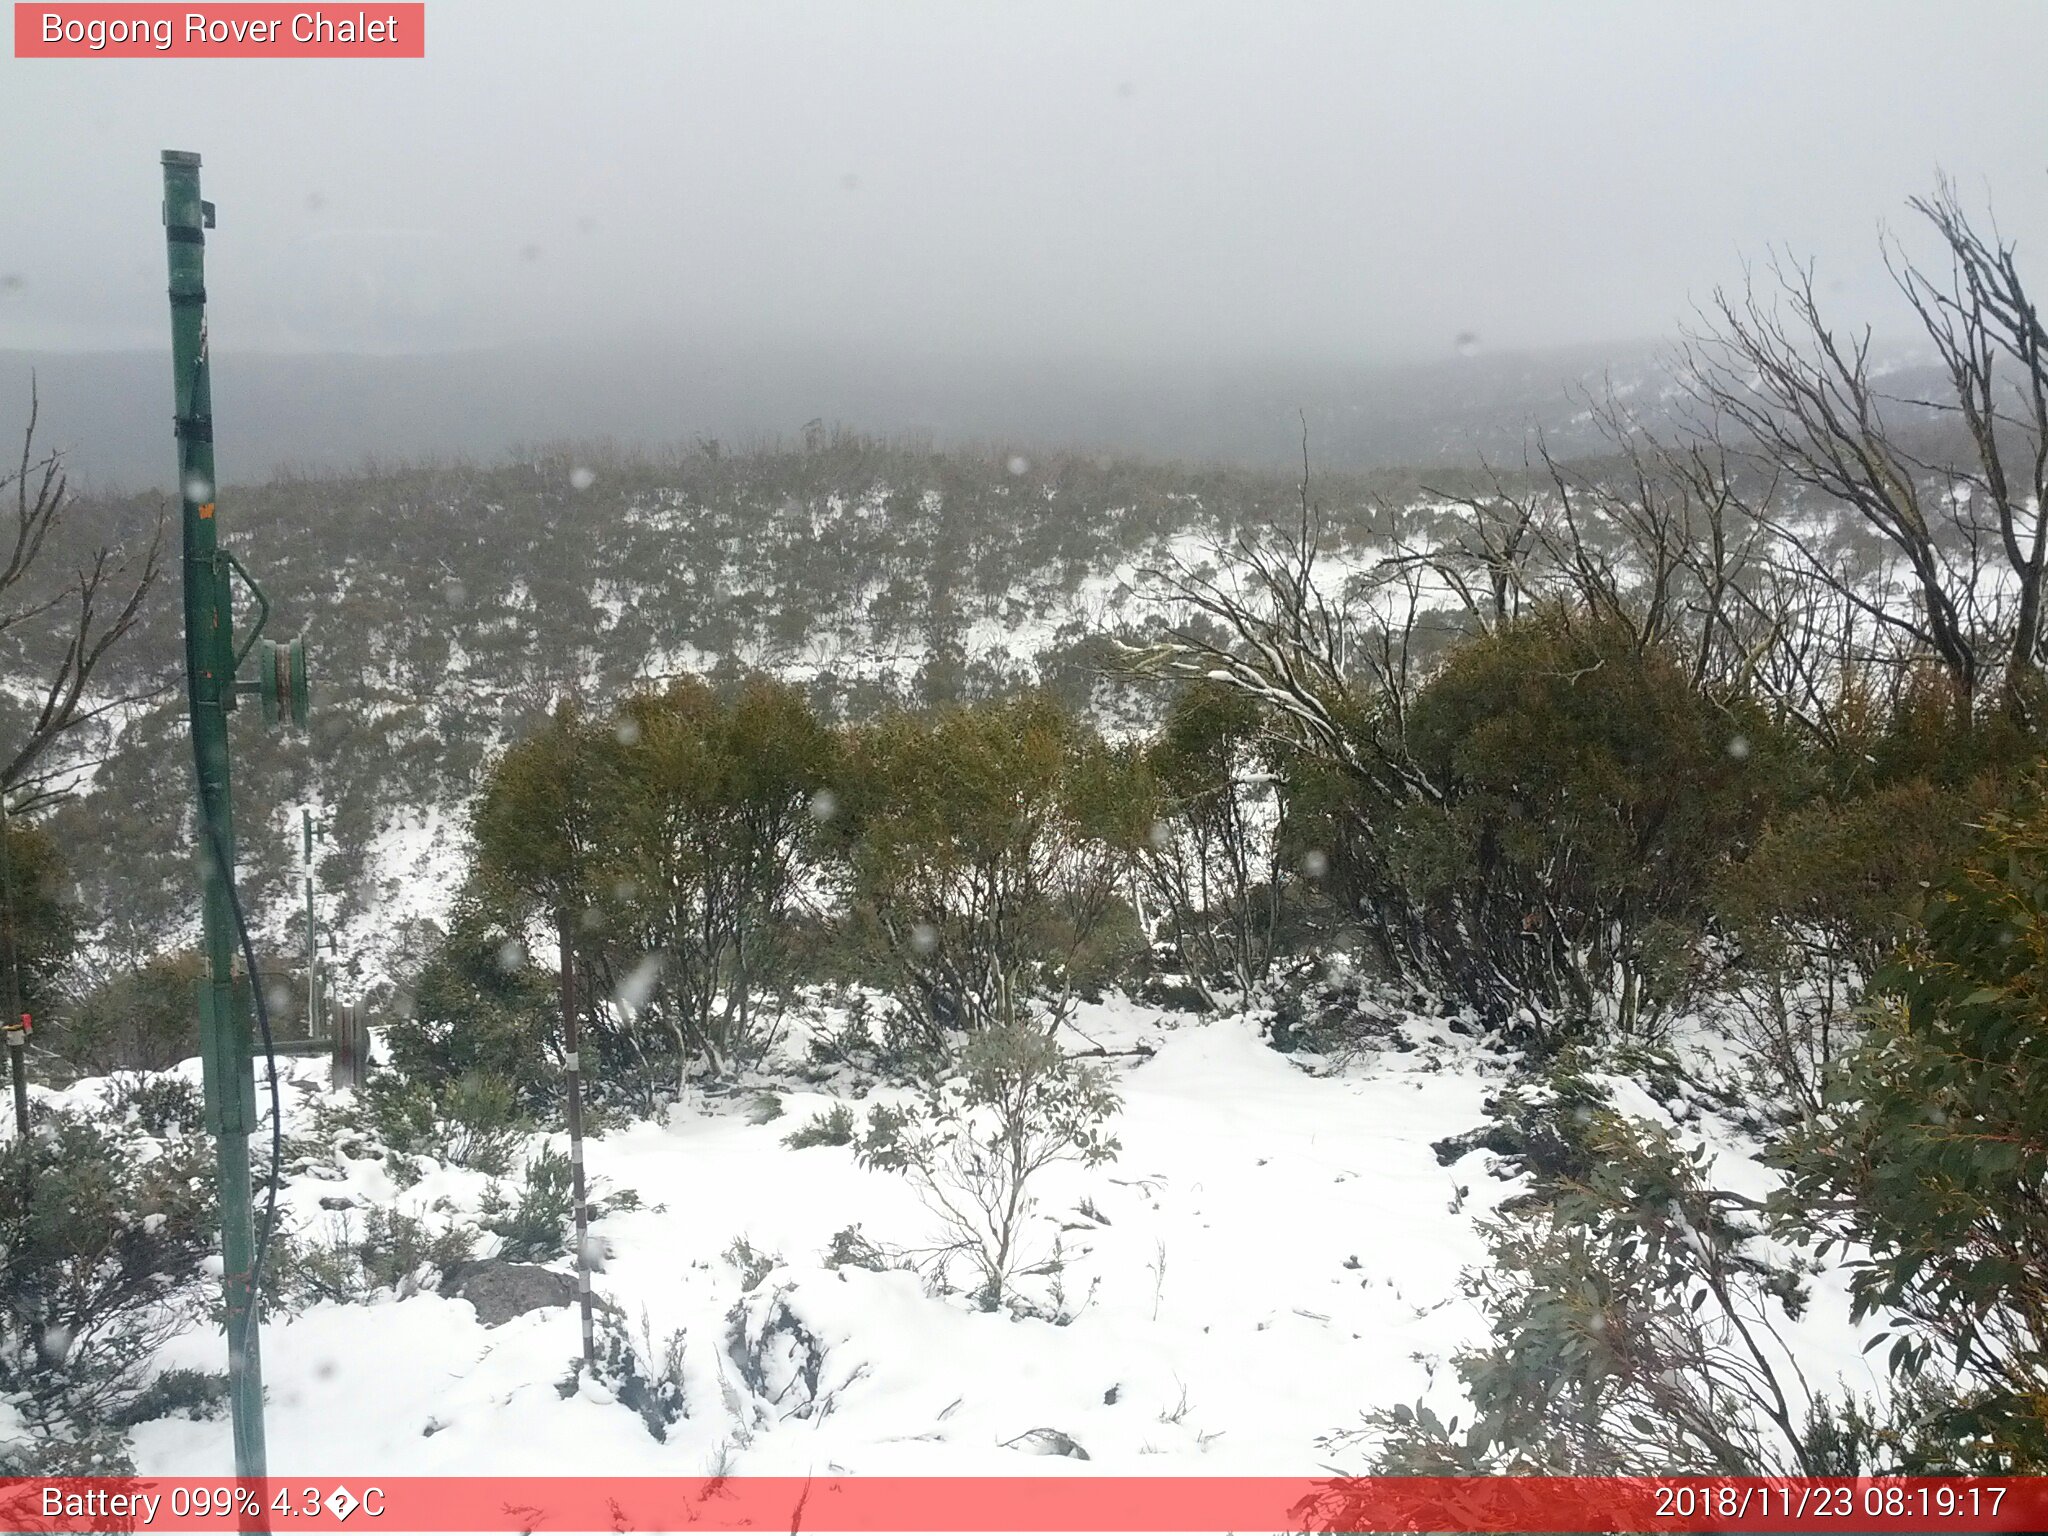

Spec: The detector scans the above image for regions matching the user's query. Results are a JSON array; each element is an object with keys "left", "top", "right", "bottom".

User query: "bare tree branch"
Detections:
[{"left": 0, "top": 386, "right": 168, "bottom": 805}]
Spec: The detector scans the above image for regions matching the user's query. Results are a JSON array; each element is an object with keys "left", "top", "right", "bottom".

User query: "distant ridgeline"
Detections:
[{"left": 0, "top": 340, "right": 1706, "bottom": 491}]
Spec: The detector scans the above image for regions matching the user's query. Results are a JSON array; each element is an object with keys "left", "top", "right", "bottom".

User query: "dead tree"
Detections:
[
  {"left": 1123, "top": 432, "right": 1441, "bottom": 810},
  {"left": 1121, "top": 413, "right": 1841, "bottom": 1036},
  {"left": 1402, "top": 394, "right": 1786, "bottom": 696},
  {"left": 0, "top": 384, "right": 167, "bottom": 810},
  {"left": 1119, "top": 440, "right": 1469, "bottom": 1000},
  {"left": 1686, "top": 178, "right": 2048, "bottom": 721},
  {"left": 1395, "top": 463, "right": 1541, "bottom": 636}
]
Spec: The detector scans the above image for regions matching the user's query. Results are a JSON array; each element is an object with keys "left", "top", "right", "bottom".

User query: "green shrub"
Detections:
[
  {"left": 1384, "top": 609, "right": 1798, "bottom": 1041},
  {"left": 585, "top": 1304, "right": 687, "bottom": 1442},
  {"left": 803, "top": 989, "right": 937, "bottom": 1077},
  {"left": 47, "top": 953, "right": 200, "bottom": 1077},
  {"left": 821, "top": 1224, "right": 888, "bottom": 1272},
  {"left": 0, "top": 1425, "right": 134, "bottom": 1475},
  {"left": 357, "top": 1067, "right": 525, "bottom": 1176},
  {"left": 271, "top": 1219, "right": 369, "bottom": 1307},
  {"left": 358, "top": 1205, "right": 478, "bottom": 1295},
  {"left": 1716, "top": 776, "right": 1992, "bottom": 983},
  {"left": 855, "top": 1020, "right": 1119, "bottom": 1309},
  {"left": 0, "top": 1111, "right": 217, "bottom": 1432},
  {"left": 0, "top": 819, "right": 76, "bottom": 1019},
  {"left": 386, "top": 899, "right": 557, "bottom": 1115},
  {"left": 721, "top": 1235, "right": 780, "bottom": 1293},
  {"left": 274, "top": 1205, "right": 478, "bottom": 1307},
  {"left": 481, "top": 1146, "right": 575, "bottom": 1263},
  {"left": 1772, "top": 789, "right": 2048, "bottom": 1468},
  {"left": 101, "top": 1072, "right": 205, "bottom": 1138},
  {"left": 1825, "top": 662, "right": 2043, "bottom": 797},
  {"left": 1349, "top": 1106, "right": 1850, "bottom": 1478},
  {"left": 1709, "top": 775, "right": 1998, "bottom": 1114},
  {"left": 1428, "top": 1061, "right": 1629, "bottom": 1211},
  {"left": 782, "top": 1103, "right": 856, "bottom": 1149},
  {"left": 109, "top": 1367, "right": 229, "bottom": 1428}
]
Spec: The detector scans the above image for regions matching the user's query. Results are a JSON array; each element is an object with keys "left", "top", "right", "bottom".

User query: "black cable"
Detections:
[
  {"left": 180, "top": 293, "right": 282, "bottom": 1354},
  {"left": 202, "top": 815, "right": 282, "bottom": 1359}
]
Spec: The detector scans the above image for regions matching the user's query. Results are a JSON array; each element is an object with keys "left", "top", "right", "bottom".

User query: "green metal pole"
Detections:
[
  {"left": 162, "top": 149, "right": 268, "bottom": 1484},
  {"left": 303, "top": 810, "right": 318, "bottom": 1040}
]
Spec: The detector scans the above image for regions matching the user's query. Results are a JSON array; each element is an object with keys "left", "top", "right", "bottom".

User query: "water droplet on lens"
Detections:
[{"left": 616, "top": 952, "right": 664, "bottom": 1011}]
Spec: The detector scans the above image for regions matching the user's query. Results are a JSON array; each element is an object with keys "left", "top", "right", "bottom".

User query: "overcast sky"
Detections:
[{"left": 4, "top": 0, "right": 2046, "bottom": 366}]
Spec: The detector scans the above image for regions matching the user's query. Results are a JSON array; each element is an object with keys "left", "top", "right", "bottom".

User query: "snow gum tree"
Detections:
[
  {"left": 386, "top": 894, "right": 559, "bottom": 1114},
  {"left": 1387, "top": 607, "right": 1798, "bottom": 1041},
  {"left": 1127, "top": 466, "right": 1805, "bottom": 1043},
  {"left": 1122, "top": 681, "right": 1288, "bottom": 1008},
  {"left": 832, "top": 692, "right": 1142, "bottom": 1049},
  {"left": 598, "top": 676, "right": 839, "bottom": 1078},
  {"left": 472, "top": 678, "right": 838, "bottom": 1098}
]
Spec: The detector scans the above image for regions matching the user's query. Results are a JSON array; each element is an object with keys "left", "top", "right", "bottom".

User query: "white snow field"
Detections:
[{"left": 16, "top": 992, "right": 1880, "bottom": 1480}]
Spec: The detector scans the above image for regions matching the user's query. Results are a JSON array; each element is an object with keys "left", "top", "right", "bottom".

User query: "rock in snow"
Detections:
[{"left": 450, "top": 1262, "right": 576, "bottom": 1327}]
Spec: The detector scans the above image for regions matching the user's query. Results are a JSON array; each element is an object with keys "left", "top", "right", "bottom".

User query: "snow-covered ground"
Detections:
[{"left": 13, "top": 993, "right": 1885, "bottom": 1478}]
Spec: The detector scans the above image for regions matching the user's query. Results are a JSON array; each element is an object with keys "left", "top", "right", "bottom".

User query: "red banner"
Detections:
[
  {"left": 2, "top": 1477, "right": 2044, "bottom": 1533},
  {"left": 13, "top": 4, "right": 424, "bottom": 57}
]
